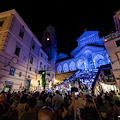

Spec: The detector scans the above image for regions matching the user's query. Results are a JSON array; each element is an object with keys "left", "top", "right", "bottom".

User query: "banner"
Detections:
[{"left": 42, "top": 72, "right": 46, "bottom": 90}]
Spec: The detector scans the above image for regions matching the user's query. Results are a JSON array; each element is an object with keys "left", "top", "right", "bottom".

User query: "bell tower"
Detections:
[
  {"left": 113, "top": 10, "right": 120, "bottom": 31},
  {"left": 42, "top": 25, "right": 57, "bottom": 71}
]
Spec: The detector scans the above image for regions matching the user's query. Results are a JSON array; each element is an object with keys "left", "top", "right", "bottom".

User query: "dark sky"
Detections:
[{"left": 0, "top": 0, "right": 120, "bottom": 55}]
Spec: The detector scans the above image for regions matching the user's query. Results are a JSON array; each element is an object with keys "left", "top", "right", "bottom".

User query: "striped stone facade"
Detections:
[{"left": 0, "top": 9, "right": 54, "bottom": 92}]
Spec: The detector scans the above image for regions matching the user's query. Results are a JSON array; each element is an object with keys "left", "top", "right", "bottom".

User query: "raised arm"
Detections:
[{"left": 72, "top": 91, "right": 77, "bottom": 109}]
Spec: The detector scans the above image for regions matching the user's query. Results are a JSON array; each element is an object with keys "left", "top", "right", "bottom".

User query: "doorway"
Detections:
[
  {"left": 4, "top": 81, "right": 13, "bottom": 92},
  {"left": 25, "top": 79, "right": 31, "bottom": 93}
]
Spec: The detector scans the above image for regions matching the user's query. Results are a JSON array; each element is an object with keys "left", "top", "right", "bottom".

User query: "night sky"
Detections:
[{"left": 0, "top": 0, "right": 120, "bottom": 55}]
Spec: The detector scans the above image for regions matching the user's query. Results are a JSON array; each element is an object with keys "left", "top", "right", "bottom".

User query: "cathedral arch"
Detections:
[
  {"left": 93, "top": 54, "right": 105, "bottom": 68},
  {"left": 63, "top": 63, "right": 69, "bottom": 72},
  {"left": 57, "top": 65, "right": 62, "bottom": 73},
  {"left": 77, "top": 59, "right": 85, "bottom": 70},
  {"left": 87, "top": 54, "right": 95, "bottom": 69},
  {"left": 83, "top": 50, "right": 95, "bottom": 69},
  {"left": 69, "top": 61, "right": 76, "bottom": 71}
]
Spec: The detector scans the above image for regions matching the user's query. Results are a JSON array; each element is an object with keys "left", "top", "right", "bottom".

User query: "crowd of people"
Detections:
[{"left": 0, "top": 89, "right": 120, "bottom": 120}]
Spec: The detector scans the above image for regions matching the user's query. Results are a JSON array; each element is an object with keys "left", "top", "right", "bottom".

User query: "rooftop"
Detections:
[{"left": 104, "top": 30, "right": 120, "bottom": 42}]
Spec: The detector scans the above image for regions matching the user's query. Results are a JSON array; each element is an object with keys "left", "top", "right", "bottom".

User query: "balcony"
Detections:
[{"left": 104, "top": 30, "right": 120, "bottom": 41}]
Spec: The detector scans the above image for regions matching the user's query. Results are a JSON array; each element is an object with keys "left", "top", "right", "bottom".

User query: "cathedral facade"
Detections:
[{"left": 56, "top": 31, "right": 110, "bottom": 79}]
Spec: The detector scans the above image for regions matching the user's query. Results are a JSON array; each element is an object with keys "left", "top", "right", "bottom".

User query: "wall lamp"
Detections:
[{"left": 4, "top": 61, "right": 11, "bottom": 67}]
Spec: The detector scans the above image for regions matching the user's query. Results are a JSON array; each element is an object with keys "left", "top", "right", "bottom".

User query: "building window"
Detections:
[
  {"left": 40, "top": 62, "right": 42, "bottom": 68},
  {"left": 23, "top": 56, "right": 27, "bottom": 62},
  {"left": 41, "top": 53, "right": 43, "bottom": 57},
  {"left": 29, "top": 67, "right": 31, "bottom": 71},
  {"left": 45, "top": 40, "right": 51, "bottom": 45},
  {"left": 104, "top": 70, "right": 111, "bottom": 76},
  {"left": 0, "top": 21, "right": 4, "bottom": 27},
  {"left": 44, "top": 65, "right": 46, "bottom": 70},
  {"left": 19, "top": 29, "right": 24, "bottom": 39},
  {"left": 47, "top": 52, "right": 49, "bottom": 58},
  {"left": 47, "top": 73, "right": 50, "bottom": 76},
  {"left": 9, "top": 67, "right": 15, "bottom": 76},
  {"left": 32, "top": 42, "right": 35, "bottom": 50},
  {"left": 14, "top": 45, "right": 21, "bottom": 56},
  {"left": 45, "top": 56, "right": 46, "bottom": 61},
  {"left": 116, "top": 39, "right": 120, "bottom": 47},
  {"left": 47, "top": 66, "right": 49, "bottom": 70},
  {"left": 30, "top": 56, "right": 33, "bottom": 64},
  {"left": 45, "top": 32, "right": 50, "bottom": 36}
]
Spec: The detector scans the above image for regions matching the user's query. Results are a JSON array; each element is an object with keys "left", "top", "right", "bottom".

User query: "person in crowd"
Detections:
[
  {"left": 115, "top": 101, "right": 120, "bottom": 120},
  {"left": 39, "top": 91, "right": 46, "bottom": 104},
  {"left": 38, "top": 107, "right": 54, "bottom": 120},
  {"left": 59, "top": 97, "right": 70, "bottom": 120},
  {"left": 34, "top": 92, "right": 43, "bottom": 112},
  {"left": 35, "top": 98, "right": 43, "bottom": 112},
  {"left": 72, "top": 91, "right": 102, "bottom": 120},
  {"left": 12, "top": 94, "right": 20, "bottom": 107},
  {"left": 45, "top": 94, "right": 51, "bottom": 107},
  {"left": 69, "top": 92, "right": 85, "bottom": 120},
  {"left": 33, "top": 91, "right": 40, "bottom": 100},
  {"left": 20, "top": 96, "right": 38, "bottom": 120},
  {"left": 6, "top": 90, "right": 11, "bottom": 103},
  {"left": 16, "top": 94, "right": 27, "bottom": 120},
  {"left": 0, "top": 103, "right": 4, "bottom": 120},
  {"left": 110, "top": 90, "right": 119, "bottom": 105},
  {"left": 52, "top": 90, "right": 63, "bottom": 120},
  {"left": 95, "top": 95, "right": 108, "bottom": 120},
  {"left": 67, "top": 94, "right": 72, "bottom": 105},
  {"left": 0, "top": 93, "right": 11, "bottom": 120}
]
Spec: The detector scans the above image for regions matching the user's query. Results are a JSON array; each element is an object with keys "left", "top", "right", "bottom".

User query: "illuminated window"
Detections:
[{"left": 9, "top": 67, "right": 15, "bottom": 76}]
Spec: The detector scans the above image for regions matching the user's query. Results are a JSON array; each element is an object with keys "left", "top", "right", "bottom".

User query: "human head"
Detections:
[
  {"left": 111, "top": 90, "right": 115, "bottom": 95},
  {"left": 56, "top": 90, "right": 59, "bottom": 94},
  {"left": 38, "top": 107, "right": 54, "bottom": 120},
  {"left": 28, "top": 96, "right": 37, "bottom": 108},
  {"left": 20, "top": 95, "right": 27, "bottom": 103},
  {"left": 34, "top": 91, "right": 40, "bottom": 97},
  {"left": 85, "top": 98, "right": 96, "bottom": 108}
]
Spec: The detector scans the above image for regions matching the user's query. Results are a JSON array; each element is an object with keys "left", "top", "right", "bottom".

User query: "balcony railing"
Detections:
[{"left": 104, "top": 30, "right": 120, "bottom": 41}]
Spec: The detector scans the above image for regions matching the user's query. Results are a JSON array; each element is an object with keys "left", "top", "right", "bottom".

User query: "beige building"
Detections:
[
  {"left": 0, "top": 9, "right": 54, "bottom": 92},
  {"left": 104, "top": 10, "right": 120, "bottom": 92}
]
